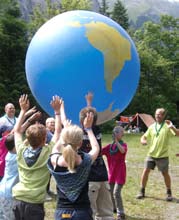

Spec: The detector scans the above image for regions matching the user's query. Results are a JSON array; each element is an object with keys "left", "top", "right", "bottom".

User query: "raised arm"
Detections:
[
  {"left": 60, "top": 100, "right": 72, "bottom": 127},
  {"left": 83, "top": 112, "right": 100, "bottom": 162},
  {"left": 114, "top": 136, "right": 125, "bottom": 154},
  {"left": 20, "top": 110, "right": 41, "bottom": 133},
  {"left": 165, "top": 120, "right": 179, "bottom": 136},
  {"left": 85, "top": 92, "right": 93, "bottom": 107},
  {"left": 14, "top": 94, "right": 30, "bottom": 145},
  {"left": 50, "top": 95, "right": 62, "bottom": 143},
  {"left": 25, "top": 106, "right": 37, "bottom": 118}
]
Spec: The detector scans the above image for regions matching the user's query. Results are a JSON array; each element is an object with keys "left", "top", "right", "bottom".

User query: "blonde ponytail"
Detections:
[
  {"left": 60, "top": 125, "right": 83, "bottom": 173},
  {"left": 63, "top": 144, "right": 76, "bottom": 173}
]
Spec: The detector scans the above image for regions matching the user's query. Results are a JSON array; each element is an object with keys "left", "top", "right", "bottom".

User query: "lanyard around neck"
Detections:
[
  {"left": 155, "top": 122, "right": 164, "bottom": 137},
  {"left": 5, "top": 115, "right": 16, "bottom": 126}
]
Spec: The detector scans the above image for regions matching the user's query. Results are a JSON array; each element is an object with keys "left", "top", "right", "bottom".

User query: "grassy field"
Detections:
[{"left": 45, "top": 133, "right": 179, "bottom": 220}]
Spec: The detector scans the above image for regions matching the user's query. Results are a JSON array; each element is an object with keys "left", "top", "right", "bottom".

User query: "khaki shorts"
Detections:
[{"left": 144, "top": 156, "right": 169, "bottom": 172}]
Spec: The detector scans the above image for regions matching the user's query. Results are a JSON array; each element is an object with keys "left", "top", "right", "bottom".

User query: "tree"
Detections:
[
  {"left": 125, "top": 15, "right": 179, "bottom": 119},
  {"left": 29, "top": 0, "right": 91, "bottom": 39},
  {"left": 111, "top": 0, "right": 129, "bottom": 30},
  {"left": 60, "top": 0, "right": 90, "bottom": 12},
  {"left": 0, "top": 0, "right": 31, "bottom": 114},
  {"left": 99, "top": 0, "right": 111, "bottom": 17}
]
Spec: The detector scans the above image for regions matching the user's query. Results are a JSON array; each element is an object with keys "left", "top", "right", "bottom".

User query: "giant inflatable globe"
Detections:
[{"left": 26, "top": 10, "right": 140, "bottom": 124}]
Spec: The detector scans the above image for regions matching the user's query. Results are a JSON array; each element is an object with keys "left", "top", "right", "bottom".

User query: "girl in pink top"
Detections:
[{"left": 102, "top": 126, "right": 127, "bottom": 220}]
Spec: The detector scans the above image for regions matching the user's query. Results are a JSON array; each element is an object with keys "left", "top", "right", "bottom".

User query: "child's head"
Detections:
[
  {"left": 79, "top": 107, "right": 97, "bottom": 127},
  {"left": 112, "top": 126, "right": 124, "bottom": 140},
  {"left": 0, "top": 125, "right": 13, "bottom": 138},
  {"left": 60, "top": 125, "right": 83, "bottom": 173},
  {"left": 25, "top": 124, "right": 47, "bottom": 148},
  {"left": 5, "top": 133, "right": 15, "bottom": 152}
]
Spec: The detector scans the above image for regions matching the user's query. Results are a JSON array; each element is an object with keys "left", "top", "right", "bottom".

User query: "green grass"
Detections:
[{"left": 45, "top": 133, "right": 179, "bottom": 220}]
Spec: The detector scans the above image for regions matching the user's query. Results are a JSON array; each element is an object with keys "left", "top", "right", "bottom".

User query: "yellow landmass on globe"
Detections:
[
  {"left": 67, "top": 21, "right": 131, "bottom": 92},
  {"left": 96, "top": 102, "right": 120, "bottom": 125},
  {"left": 84, "top": 21, "right": 131, "bottom": 92},
  {"left": 66, "top": 21, "right": 127, "bottom": 121}
]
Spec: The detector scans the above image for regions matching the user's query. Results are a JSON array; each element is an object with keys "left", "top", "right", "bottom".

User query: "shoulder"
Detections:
[
  {"left": 145, "top": 123, "right": 155, "bottom": 134},
  {"left": 46, "top": 131, "right": 53, "bottom": 144},
  {"left": 149, "top": 123, "right": 155, "bottom": 129},
  {"left": 81, "top": 152, "right": 92, "bottom": 165},
  {"left": 43, "top": 142, "right": 54, "bottom": 153},
  {"left": 16, "top": 140, "right": 26, "bottom": 153},
  {"left": 123, "top": 142, "right": 128, "bottom": 148},
  {"left": 0, "top": 117, "right": 8, "bottom": 127},
  {"left": 0, "top": 115, "right": 6, "bottom": 121},
  {"left": 122, "top": 143, "right": 128, "bottom": 152},
  {"left": 163, "top": 123, "right": 175, "bottom": 135},
  {"left": 102, "top": 144, "right": 110, "bottom": 150}
]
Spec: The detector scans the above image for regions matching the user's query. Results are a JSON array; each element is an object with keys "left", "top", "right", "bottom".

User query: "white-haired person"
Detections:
[{"left": 0, "top": 103, "right": 17, "bottom": 137}]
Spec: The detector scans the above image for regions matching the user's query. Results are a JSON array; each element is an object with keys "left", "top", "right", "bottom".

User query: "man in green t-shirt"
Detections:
[{"left": 136, "top": 108, "right": 179, "bottom": 201}]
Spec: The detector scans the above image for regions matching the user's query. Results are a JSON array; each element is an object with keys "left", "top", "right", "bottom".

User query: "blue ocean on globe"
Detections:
[{"left": 25, "top": 10, "right": 140, "bottom": 124}]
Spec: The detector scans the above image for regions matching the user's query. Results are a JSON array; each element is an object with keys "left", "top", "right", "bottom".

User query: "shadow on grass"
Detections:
[
  {"left": 126, "top": 216, "right": 154, "bottom": 220},
  {"left": 145, "top": 196, "right": 179, "bottom": 203}
]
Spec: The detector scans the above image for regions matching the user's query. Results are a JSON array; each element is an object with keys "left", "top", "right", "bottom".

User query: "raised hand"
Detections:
[
  {"left": 50, "top": 95, "right": 62, "bottom": 114},
  {"left": 165, "top": 120, "right": 174, "bottom": 128},
  {"left": 141, "top": 138, "right": 147, "bottom": 145},
  {"left": 25, "top": 106, "right": 37, "bottom": 117},
  {"left": 19, "top": 94, "right": 29, "bottom": 112},
  {"left": 28, "top": 111, "right": 41, "bottom": 123},
  {"left": 83, "top": 112, "right": 94, "bottom": 129},
  {"left": 85, "top": 92, "right": 93, "bottom": 107},
  {"left": 63, "top": 119, "right": 72, "bottom": 128}
]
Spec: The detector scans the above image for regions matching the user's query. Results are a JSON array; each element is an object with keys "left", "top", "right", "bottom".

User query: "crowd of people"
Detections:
[{"left": 0, "top": 93, "right": 179, "bottom": 220}]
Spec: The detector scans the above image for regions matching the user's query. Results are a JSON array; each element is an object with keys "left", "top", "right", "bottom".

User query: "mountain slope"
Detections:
[
  {"left": 99, "top": 0, "right": 179, "bottom": 27},
  {"left": 18, "top": 0, "right": 179, "bottom": 28}
]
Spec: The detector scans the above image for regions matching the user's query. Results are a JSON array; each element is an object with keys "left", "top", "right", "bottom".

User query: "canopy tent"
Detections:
[{"left": 118, "top": 113, "right": 155, "bottom": 132}]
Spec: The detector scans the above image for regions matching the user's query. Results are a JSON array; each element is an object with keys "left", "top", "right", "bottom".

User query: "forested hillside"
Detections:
[
  {"left": 0, "top": 0, "right": 179, "bottom": 125},
  {"left": 18, "top": 0, "right": 179, "bottom": 28}
]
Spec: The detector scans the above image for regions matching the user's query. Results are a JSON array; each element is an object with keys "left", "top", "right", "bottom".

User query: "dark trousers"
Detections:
[
  {"left": 13, "top": 199, "right": 45, "bottom": 220},
  {"left": 55, "top": 208, "right": 93, "bottom": 220}
]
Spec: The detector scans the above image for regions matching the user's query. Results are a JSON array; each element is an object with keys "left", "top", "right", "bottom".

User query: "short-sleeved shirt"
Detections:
[
  {"left": 0, "top": 152, "right": 18, "bottom": 198},
  {"left": 0, "top": 115, "right": 17, "bottom": 127},
  {"left": 144, "top": 123, "right": 175, "bottom": 158},
  {"left": 12, "top": 140, "right": 53, "bottom": 204},
  {"left": 102, "top": 142, "right": 127, "bottom": 184}
]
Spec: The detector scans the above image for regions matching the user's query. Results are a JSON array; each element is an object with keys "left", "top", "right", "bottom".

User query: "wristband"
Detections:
[
  {"left": 55, "top": 113, "right": 60, "bottom": 115},
  {"left": 84, "top": 127, "right": 92, "bottom": 132}
]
